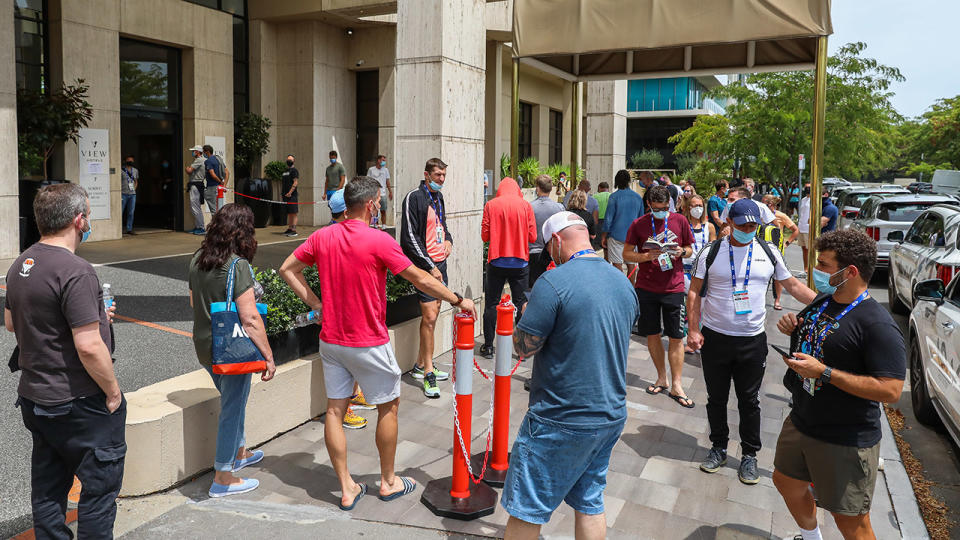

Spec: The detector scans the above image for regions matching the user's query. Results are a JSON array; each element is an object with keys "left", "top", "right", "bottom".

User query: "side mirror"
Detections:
[
  {"left": 887, "top": 230, "right": 904, "bottom": 243},
  {"left": 914, "top": 279, "right": 945, "bottom": 306}
]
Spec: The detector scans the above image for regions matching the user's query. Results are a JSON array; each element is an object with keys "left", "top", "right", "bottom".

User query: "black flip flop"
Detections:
[
  {"left": 646, "top": 384, "right": 668, "bottom": 395},
  {"left": 669, "top": 393, "right": 695, "bottom": 409},
  {"left": 379, "top": 476, "right": 416, "bottom": 502},
  {"left": 338, "top": 482, "right": 367, "bottom": 511}
]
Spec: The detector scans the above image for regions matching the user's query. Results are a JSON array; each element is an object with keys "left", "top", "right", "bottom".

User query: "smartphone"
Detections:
[{"left": 770, "top": 343, "right": 794, "bottom": 358}]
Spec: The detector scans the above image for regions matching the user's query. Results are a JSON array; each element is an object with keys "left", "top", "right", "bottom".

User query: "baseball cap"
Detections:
[
  {"left": 328, "top": 189, "right": 346, "bottom": 213},
  {"left": 541, "top": 211, "right": 588, "bottom": 242},
  {"left": 728, "top": 198, "right": 761, "bottom": 225},
  {"left": 188, "top": 145, "right": 203, "bottom": 152}
]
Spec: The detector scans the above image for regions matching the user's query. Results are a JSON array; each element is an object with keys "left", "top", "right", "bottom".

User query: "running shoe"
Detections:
[
  {"left": 699, "top": 447, "right": 727, "bottom": 473},
  {"left": 350, "top": 390, "right": 376, "bottom": 410},
  {"left": 422, "top": 372, "right": 440, "bottom": 399},
  {"left": 343, "top": 407, "right": 368, "bottom": 429},
  {"left": 411, "top": 365, "right": 449, "bottom": 381},
  {"left": 479, "top": 344, "right": 494, "bottom": 359},
  {"left": 285, "top": 230, "right": 298, "bottom": 237},
  {"left": 738, "top": 454, "right": 760, "bottom": 485}
]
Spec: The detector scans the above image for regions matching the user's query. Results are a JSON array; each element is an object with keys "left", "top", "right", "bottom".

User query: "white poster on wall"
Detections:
[
  {"left": 77, "top": 128, "right": 110, "bottom": 220},
  {"left": 204, "top": 136, "right": 226, "bottom": 161}
]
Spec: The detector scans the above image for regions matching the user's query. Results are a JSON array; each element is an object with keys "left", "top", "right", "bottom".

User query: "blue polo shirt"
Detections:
[{"left": 204, "top": 155, "right": 223, "bottom": 188}]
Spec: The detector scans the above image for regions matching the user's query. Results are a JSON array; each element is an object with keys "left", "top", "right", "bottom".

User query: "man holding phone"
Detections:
[{"left": 687, "top": 199, "right": 815, "bottom": 484}]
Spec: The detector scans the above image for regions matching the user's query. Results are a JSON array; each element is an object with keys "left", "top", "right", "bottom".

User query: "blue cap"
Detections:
[
  {"left": 328, "top": 190, "right": 346, "bottom": 213},
  {"left": 729, "top": 198, "right": 761, "bottom": 225}
]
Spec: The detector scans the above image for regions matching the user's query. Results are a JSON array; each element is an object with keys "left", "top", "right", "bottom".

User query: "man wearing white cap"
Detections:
[
  {"left": 185, "top": 145, "right": 206, "bottom": 234},
  {"left": 501, "top": 211, "right": 638, "bottom": 539}
]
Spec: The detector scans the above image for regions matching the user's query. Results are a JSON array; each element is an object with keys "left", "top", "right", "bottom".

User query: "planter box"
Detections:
[
  {"left": 386, "top": 293, "right": 421, "bottom": 326},
  {"left": 236, "top": 178, "right": 272, "bottom": 228},
  {"left": 268, "top": 325, "right": 320, "bottom": 365}
]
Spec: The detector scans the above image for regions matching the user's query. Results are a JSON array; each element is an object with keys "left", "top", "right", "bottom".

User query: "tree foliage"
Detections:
[
  {"left": 235, "top": 113, "right": 272, "bottom": 179},
  {"left": 17, "top": 79, "right": 93, "bottom": 179},
  {"left": 895, "top": 95, "right": 960, "bottom": 176},
  {"left": 119, "top": 61, "right": 168, "bottom": 108},
  {"left": 670, "top": 43, "right": 903, "bottom": 183},
  {"left": 631, "top": 148, "right": 664, "bottom": 169}
]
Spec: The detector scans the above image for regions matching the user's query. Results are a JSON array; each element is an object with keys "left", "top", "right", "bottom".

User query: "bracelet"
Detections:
[{"left": 452, "top": 292, "right": 464, "bottom": 306}]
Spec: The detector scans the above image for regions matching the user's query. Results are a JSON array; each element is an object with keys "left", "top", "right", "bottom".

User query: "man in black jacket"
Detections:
[{"left": 400, "top": 158, "right": 453, "bottom": 398}]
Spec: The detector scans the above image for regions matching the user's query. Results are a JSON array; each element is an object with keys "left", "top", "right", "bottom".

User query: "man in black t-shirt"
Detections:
[
  {"left": 772, "top": 229, "right": 905, "bottom": 540},
  {"left": 282, "top": 154, "right": 300, "bottom": 237}
]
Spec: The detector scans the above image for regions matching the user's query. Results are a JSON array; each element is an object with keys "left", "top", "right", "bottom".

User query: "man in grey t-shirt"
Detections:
[
  {"left": 529, "top": 175, "right": 564, "bottom": 286},
  {"left": 185, "top": 145, "right": 206, "bottom": 234},
  {"left": 6, "top": 183, "right": 124, "bottom": 539},
  {"left": 121, "top": 154, "right": 139, "bottom": 234}
]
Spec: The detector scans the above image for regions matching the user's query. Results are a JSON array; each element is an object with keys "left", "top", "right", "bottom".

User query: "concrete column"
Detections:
[
  {"left": 395, "top": 0, "right": 486, "bottom": 342},
  {"left": 484, "top": 40, "right": 503, "bottom": 186},
  {"left": 0, "top": 4, "right": 20, "bottom": 273},
  {"left": 533, "top": 103, "right": 550, "bottom": 166},
  {"left": 585, "top": 80, "right": 627, "bottom": 185}
]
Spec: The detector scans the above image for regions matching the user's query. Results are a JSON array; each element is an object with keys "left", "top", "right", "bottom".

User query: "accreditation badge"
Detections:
[
  {"left": 802, "top": 377, "right": 818, "bottom": 396},
  {"left": 732, "top": 289, "right": 751, "bottom": 315},
  {"left": 657, "top": 252, "right": 673, "bottom": 271}
]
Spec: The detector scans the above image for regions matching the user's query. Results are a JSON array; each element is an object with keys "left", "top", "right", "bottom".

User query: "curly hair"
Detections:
[
  {"left": 196, "top": 203, "right": 258, "bottom": 271},
  {"left": 567, "top": 189, "right": 587, "bottom": 210},
  {"left": 646, "top": 185, "right": 670, "bottom": 205},
  {"left": 816, "top": 229, "right": 877, "bottom": 282}
]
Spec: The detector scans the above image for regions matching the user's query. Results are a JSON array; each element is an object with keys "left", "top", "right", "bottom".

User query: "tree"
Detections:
[
  {"left": 670, "top": 43, "right": 903, "bottom": 183},
  {"left": 631, "top": 148, "right": 664, "bottom": 169},
  {"left": 17, "top": 79, "right": 93, "bottom": 179},
  {"left": 119, "top": 61, "right": 168, "bottom": 108},
  {"left": 234, "top": 113, "right": 272, "bottom": 179}
]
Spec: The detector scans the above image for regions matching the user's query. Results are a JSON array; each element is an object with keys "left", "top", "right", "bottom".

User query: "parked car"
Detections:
[
  {"left": 908, "top": 182, "right": 934, "bottom": 194},
  {"left": 835, "top": 186, "right": 910, "bottom": 229},
  {"left": 888, "top": 204, "right": 960, "bottom": 315},
  {"left": 830, "top": 186, "right": 856, "bottom": 204},
  {"left": 850, "top": 194, "right": 960, "bottom": 268},
  {"left": 907, "top": 277, "right": 960, "bottom": 441}
]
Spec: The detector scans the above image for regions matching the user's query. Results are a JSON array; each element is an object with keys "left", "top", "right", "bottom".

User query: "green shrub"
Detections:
[
  {"left": 500, "top": 153, "right": 510, "bottom": 180},
  {"left": 254, "top": 266, "right": 322, "bottom": 336},
  {"left": 675, "top": 153, "right": 699, "bottom": 174},
  {"left": 681, "top": 159, "right": 730, "bottom": 196},
  {"left": 518, "top": 157, "right": 542, "bottom": 188},
  {"left": 264, "top": 160, "right": 286, "bottom": 182},
  {"left": 386, "top": 271, "right": 416, "bottom": 302},
  {"left": 631, "top": 148, "right": 664, "bottom": 169}
]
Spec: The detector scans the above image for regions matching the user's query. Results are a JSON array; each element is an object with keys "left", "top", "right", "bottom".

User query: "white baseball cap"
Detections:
[
  {"left": 188, "top": 145, "right": 203, "bottom": 152},
  {"left": 542, "top": 211, "right": 588, "bottom": 243}
]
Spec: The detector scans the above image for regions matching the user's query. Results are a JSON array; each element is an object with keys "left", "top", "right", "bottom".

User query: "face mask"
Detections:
[
  {"left": 161, "top": 162, "right": 169, "bottom": 168},
  {"left": 690, "top": 207, "right": 704, "bottom": 219},
  {"left": 80, "top": 217, "right": 92, "bottom": 243},
  {"left": 125, "top": 162, "right": 134, "bottom": 167},
  {"left": 330, "top": 158, "right": 337, "bottom": 164},
  {"left": 652, "top": 210, "right": 668, "bottom": 220},
  {"left": 731, "top": 227, "right": 755, "bottom": 244},
  {"left": 812, "top": 267, "right": 849, "bottom": 294},
  {"left": 380, "top": 160, "right": 386, "bottom": 167},
  {"left": 286, "top": 160, "right": 294, "bottom": 167},
  {"left": 429, "top": 181, "right": 443, "bottom": 192}
]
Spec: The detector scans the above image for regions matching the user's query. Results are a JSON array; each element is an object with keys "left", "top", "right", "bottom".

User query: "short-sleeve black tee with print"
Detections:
[{"left": 5, "top": 243, "right": 112, "bottom": 405}]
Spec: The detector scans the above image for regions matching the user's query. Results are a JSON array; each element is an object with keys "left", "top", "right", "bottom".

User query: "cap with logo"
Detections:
[
  {"left": 541, "top": 211, "right": 588, "bottom": 242},
  {"left": 728, "top": 198, "right": 762, "bottom": 225}
]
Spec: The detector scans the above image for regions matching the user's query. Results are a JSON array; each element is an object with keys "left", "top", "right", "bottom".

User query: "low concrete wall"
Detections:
[{"left": 121, "top": 307, "right": 469, "bottom": 496}]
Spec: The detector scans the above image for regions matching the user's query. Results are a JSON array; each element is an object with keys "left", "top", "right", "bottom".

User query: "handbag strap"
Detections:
[{"left": 224, "top": 257, "right": 258, "bottom": 311}]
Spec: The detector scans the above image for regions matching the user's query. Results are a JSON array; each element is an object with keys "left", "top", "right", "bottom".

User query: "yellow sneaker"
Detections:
[
  {"left": 343, "top": 407, "right": 367, "bottom": 430},
  {"left": 350, "top": 390, "right": 376, "bottom": 410}
]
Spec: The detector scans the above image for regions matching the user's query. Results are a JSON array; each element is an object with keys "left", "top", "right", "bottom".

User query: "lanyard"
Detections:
[
  {"left": 651, "top": 213, "right": 669, "bottom": 242},
  {"left": 691, "top": 226, "right": 707, "bottom": 251},
  {"left": 728, "top": 240, "right": 754, "bottom": 289},
  {"left": 422, "top": 184, "right": 443, "bottom": 224},
  {"left": 804, "top": 291, "right": 869, "bottom": 360},
  {"left": 568, "top": 249, "right": 596, "bottom": 262}
]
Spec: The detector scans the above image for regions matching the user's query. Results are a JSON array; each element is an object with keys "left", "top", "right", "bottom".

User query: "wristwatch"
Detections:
[
  {"left": 452, "top": 292, "right": 464, "bottom": 306},
  {"left": 821, "top": 366, "right": 833, "bottom": 385}
]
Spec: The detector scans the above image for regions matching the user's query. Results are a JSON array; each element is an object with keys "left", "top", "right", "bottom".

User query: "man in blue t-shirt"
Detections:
[
  {"left": 707, "top": 180, "right": 729, "bottom": 233},
  {"left": 820, "top": 188, "right": 839, "bottom": 233},
  {"left": 501, "top": 211, "right": 639, "bottom": 538},
  {"left": 202, "top": 144, "right": 230, "bottom": 213},
  {"left": 602, "top": 169, "right": 645, "bottom": 283}
]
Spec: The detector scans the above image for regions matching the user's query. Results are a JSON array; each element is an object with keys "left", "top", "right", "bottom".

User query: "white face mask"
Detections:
[{"left": 690, "top": 207, "right": 704, "bottom": 219}]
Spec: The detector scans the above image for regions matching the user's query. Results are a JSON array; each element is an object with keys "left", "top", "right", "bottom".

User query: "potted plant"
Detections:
[
  {"left": 385, "top": 271, "right": 419, "bottom": 326},
  {"left": 263, "top": 160, "right": 288, "bottom": 226},
  {"left": 234, "top": 113, "right": 273, "bottom": 227},
  {"left": 255, "top": 266, "right": 321, "bottom": 364}
]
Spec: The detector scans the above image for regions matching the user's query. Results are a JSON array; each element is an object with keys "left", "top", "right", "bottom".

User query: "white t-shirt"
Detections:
[
  {"left": 694, "top": 237, "right": 792, "bottom": 336},
  {"left": 719, "top": 198, "right": 776, "bottom": 225},
  {"left": 798, "top": 197, "right": 811, "bottom": 233},
  {"left": 367, "top": 165, "right": 390, "bottom": 197}
]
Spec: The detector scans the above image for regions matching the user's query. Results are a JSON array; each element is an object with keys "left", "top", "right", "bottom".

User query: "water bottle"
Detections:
[
  {"left": 293, "top": 309, "right": 321, "bottom": 328},
  {"left": 102, "top": 284, "right": 114, "bottom": 310}
]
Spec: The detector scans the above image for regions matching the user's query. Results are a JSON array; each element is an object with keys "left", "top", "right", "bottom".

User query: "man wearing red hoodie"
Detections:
[{"left": 480, "top": 177, "right": 537, "bottom": 359}]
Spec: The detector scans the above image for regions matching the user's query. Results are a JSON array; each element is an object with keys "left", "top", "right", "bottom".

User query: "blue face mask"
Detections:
[
  {"left": 380, "top": 160, "right": 386, "bottom": 167},
  {"left": 731, "top": 227, "right": 755, "bottom": 244},
  {"left": 429, "top": 181, "right": 443, "bottom": 192},
  {"left": 652, "top": 210, "right": 668, "bottom": 220},
  {"left": 330, "top": 158, "right": 337, "bottom": 164},
  {"left": 81, "top": 218, "right": 92, "bottom": 243},
  {"left": 812, "top": 267, "right": 848, "bottom": 294}
]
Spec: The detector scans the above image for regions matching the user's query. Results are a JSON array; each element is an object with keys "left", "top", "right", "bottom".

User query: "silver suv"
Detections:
[
  {"left": 850, "top": 194, "right": 959, "bottom": 268},
  {"left": 888, "top": 204, "right": 960, "bottom": 315}
]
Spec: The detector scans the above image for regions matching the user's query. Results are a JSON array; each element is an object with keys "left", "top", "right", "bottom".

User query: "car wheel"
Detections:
[
  {"left": 910, "top": 334, "right": 942, "bottom": 427},
  {"left": 889, "top": 271, "right": 909, "bottom": 315}
]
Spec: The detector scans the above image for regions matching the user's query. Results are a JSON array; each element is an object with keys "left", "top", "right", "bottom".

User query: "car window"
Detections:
[
  {"left": 858, "top": 199, "right": 875, "bottom": 218},
  {"left": 879, "top": 202, "right": 939, "bottom": 223},
  {"left": 906, "top": 214, "right": 931, "bottom": 245},
  {"left": 950, "top": 274, "right": 960, "bottom": 304},
  {"left": 918, "top": 215, "right": 947, "bottom": 247}
]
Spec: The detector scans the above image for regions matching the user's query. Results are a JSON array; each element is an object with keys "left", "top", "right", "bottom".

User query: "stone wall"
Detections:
[{"left": 0, "top": 5, "right": 19, "bottom": 274}]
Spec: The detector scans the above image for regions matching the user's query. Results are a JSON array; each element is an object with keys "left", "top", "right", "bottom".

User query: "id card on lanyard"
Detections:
[
  {"left": 799, "top": 291, "right": 869, "bottom": 396},
  {"left": 730, "top": 241, "right": 753, "bottom": 315},
  {"left": 653, "top": 213, "right": 672, "bottom": 272},
  {"left": 424, "top": 186, "right": 445, "bottom": 246}
]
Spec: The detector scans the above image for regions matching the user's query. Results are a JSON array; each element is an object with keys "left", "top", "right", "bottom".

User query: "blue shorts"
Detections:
[{"left": 501, "top": 413, "right": 625, "bottom": 524}]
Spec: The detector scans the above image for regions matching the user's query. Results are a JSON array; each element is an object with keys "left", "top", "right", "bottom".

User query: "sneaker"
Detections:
[
  {"left": 738, "top": 454, "right": 760, "bottom": 485},
  {"left": 422, "top": 372, "right": 440, "bottom": 399},
  {"left": 208, "top": 478, "right": 259, "bottom": 498},
  {"left": 350, "top": 390, "right": 376, "bottom": 410},
  {"left": 285, "top": 230, "right": 298, "bottom": 237},
  {"left": 479, "top": 344, "right": 494, "bottom": 359},
  {"left": 699, "top": 447, "right": 727, "bottom": 473},
  {"left": 343, "top": 407, "right": 368, "bottom": 429},
  {"left": 193, "top": 228, "right": 206, "bottom": 235},
  {"left": 411, "top": 365, "right": 449, "bottom": 381},
  {"left": 232, "top": 449, "right": 264, "bottom": 472}
]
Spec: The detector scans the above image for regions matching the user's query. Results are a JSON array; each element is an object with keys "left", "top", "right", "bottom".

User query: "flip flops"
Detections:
[
  {"left": 378, "top": 476, "right": 417, "bottom": 502},
  {"left": 669, "top": 393, "right": 695, "bottom": 409},
  {"left": 338, "top": 482, "right": 367, "bottom": 511},
  {"left": 646, "top": 384, "right": 668, "bottom": 395}
]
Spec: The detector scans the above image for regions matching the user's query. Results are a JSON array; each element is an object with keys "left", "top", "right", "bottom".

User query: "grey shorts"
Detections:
[
  {"left": 318, "top": 340, "right": 402, "bottom": 405},
  {"left": 607, "top": 237, "right": 626, "bottom": 265}
]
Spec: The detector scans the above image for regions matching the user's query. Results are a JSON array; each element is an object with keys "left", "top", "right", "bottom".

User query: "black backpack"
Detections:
[{"left": 697, "top": 238, "right": 782, "bottom": 295}]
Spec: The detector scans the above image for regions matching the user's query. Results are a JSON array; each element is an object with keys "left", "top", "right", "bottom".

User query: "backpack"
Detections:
[
  {"left": 756, "top": 223, "right": 784, "bottom": 252},
  {"left": 697, "top": 238, "right": 782, "bottom": 295}
]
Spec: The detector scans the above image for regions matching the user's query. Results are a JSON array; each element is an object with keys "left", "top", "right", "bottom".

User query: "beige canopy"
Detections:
[{"left": 512, "top": 0, "right": 833, "bottom": 81}]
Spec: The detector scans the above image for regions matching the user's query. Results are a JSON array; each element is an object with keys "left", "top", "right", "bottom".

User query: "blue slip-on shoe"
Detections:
[
  {"left": 232, "top": 450, "right": 264, "bottom": 472},
  {"left": 208, "top": 477, "right": 259, "bottom": 498},
  {"left": 338, "top": 482, "right": 367, "bottom": 511},
  {"left": 378, "top": 476, "right": 417, "bottom": 502}
]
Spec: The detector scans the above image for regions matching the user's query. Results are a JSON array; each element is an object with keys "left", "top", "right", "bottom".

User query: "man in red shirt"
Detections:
[
  {"left": 279, "top": 176, "right": 476, "bottom": 511},
  {"left": 479, "top": 177, "right": 537, "bottom": 358},
  {"left": 624, "top": 186, "right": 696, "bottom": 409}
]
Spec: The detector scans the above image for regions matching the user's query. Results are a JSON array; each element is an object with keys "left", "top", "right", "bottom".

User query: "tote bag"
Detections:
[{"left": 210, "top": 258, "right": 268, "bottom": 375}]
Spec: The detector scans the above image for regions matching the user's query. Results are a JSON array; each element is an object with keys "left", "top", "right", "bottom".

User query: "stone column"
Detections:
[
  {"left": 484, "top": 40, "right": 503, "bottom": 186},
  {"left": 585, "top": 80, "right": 627, "bottom": 185},
  {"left": 0, "top": 5, "right": 19, "bottom": 274},
  {"left": 395, "top": 0, "right": 487, "bottom": 351}
]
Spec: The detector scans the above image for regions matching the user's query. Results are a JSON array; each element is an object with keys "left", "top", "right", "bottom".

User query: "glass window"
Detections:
[
  {"left": 879, "top": 203, "right": 940, "bottom": 223},
  {"left": 905, "top": 215, "right": 929, "bottom": 245},
  {"left": 548, "top": 109, "right": 562, "bottom": 165},
  {"left": 119, "top": 39, "right": 180, "bottom": 111},
  {"left": 221, "top": 0, "right": 245, "bottom": 15},
  {"left": 518, "top": 102, "right": 533, "bottom": 159},
  {"left": 15, "top": 0, "right": 46, "bottom": 91},
  {"left": 184, "top": 0, "right": 218, "bottom": 8}
]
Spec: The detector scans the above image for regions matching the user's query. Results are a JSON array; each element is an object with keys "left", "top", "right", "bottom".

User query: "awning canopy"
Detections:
[{"left": 512, "top": 0, "right": 833, "bottom": 81}]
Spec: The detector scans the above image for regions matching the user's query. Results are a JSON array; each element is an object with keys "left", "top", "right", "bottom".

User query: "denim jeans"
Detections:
[
  {"left": 203, "top": 366, "right": 251, "bottom": 471},
  {"left": 121, "top": 193, "right": 136, "bottom": 232}
]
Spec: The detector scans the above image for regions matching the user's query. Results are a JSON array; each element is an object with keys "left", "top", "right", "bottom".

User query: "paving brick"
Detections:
[{"left": 612, "top": 503, "right": 713, "bottom": 540}]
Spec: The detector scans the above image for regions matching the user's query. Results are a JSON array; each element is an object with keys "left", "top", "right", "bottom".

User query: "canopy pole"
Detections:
[
  {"left": 510, "top": 57, "right": 519, "bottom": 180},
  {"left": 806, "top": 35, "right": 828, "bottom": 289},
  {"left": 570, "top": 81, "right": 581, "bottom": 195}
]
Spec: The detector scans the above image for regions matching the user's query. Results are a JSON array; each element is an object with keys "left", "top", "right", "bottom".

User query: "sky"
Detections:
[{"left": 829, "top": 0, "right": 960, "bottom": 119}]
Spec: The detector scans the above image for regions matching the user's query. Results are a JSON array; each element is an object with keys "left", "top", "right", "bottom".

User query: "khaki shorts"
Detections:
[
  {"left": 607, "top": 237, "right": 626, "bottom": 264},
  {"left": 797, "top": 232, "right": 809, "bottom": 246},
  {"left": 773, "top": 416, "right": 879, "bottom": 516}
]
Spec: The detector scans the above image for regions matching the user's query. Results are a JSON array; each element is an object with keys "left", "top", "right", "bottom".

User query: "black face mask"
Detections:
[
  {"left": 125, "top": 162, "right": 134, "bottom": 167},
  {"left": 286, "top": 160, "right": 294, "bottom": 167}
]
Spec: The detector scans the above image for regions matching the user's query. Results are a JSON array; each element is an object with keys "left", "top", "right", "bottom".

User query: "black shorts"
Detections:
[
  {"left": 636, "top": 289, "right": 685, "bottom": 339},
  {"left": 417, "top": 261, "right": 448, "bottom": 303},
  {"left": 283, "top": 193, "right": 299, "bottom": 214}
]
